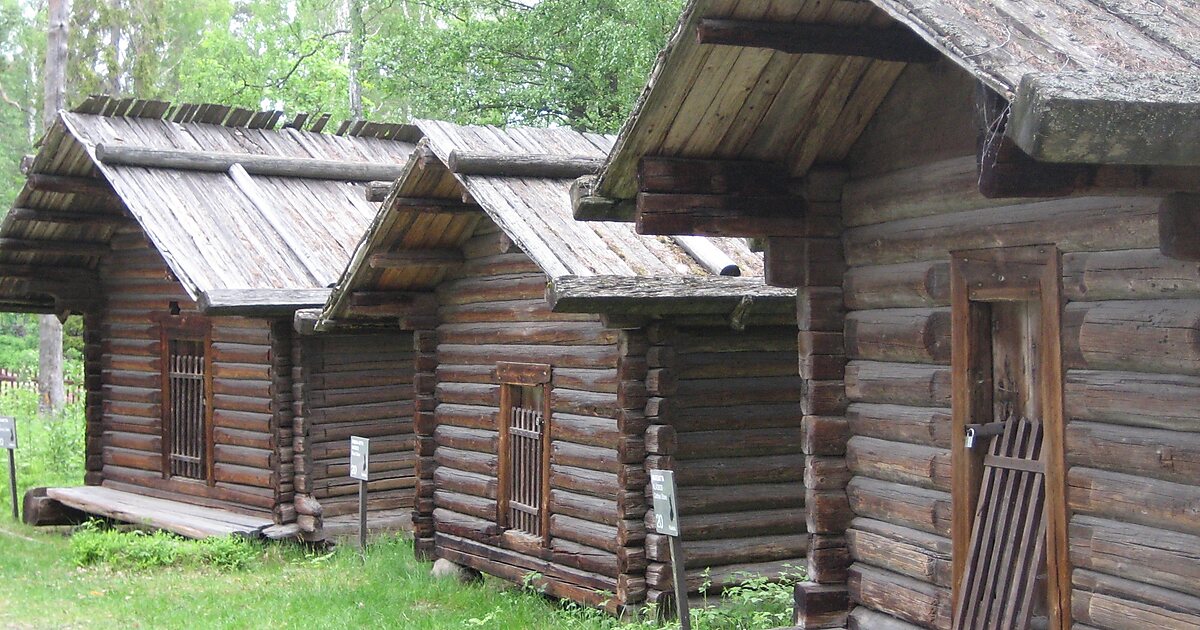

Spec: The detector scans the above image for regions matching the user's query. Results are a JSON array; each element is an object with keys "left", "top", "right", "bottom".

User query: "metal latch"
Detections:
[{"left": 965, "top": 422, "right": 1006, "bottom": 449}]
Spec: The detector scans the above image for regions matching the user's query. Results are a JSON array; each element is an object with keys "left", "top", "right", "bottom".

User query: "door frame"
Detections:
[{"left": 949, "top": 244, "right": 1071, "bottom": 628}]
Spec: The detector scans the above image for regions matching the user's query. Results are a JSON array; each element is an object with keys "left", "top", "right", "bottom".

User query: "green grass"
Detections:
[{"left": 0, "top": 389, "right": 798, "bottom": 629}]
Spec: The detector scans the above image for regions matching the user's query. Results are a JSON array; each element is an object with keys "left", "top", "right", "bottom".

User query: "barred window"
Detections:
[
  {"left": 161, "top": 317, "right": 211, "bottom": 483},
  {"left": 496, "top": 362, "right": 551, "bottom": 542}
]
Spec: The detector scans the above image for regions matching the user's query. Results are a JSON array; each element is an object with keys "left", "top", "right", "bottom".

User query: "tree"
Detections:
[{"left": 37, "top": 0, "right": 69, "bottom": 414}]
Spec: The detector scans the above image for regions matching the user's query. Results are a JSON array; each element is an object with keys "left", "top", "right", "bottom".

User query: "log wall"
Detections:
[
  {"left": 838, "top": 59, "right": 1200, "bottom": 628},
  {"left": 291, "top": 330, "right": 416, "bottom": 534},
  {"left": 642, "top": 323, "right": 807, "bottom": 606},
  {"left": 97, "top": 227, "right": 281, "bottom": 518},
  {"left": 430, "top": 221, "right": 642, "bottom": 613}
]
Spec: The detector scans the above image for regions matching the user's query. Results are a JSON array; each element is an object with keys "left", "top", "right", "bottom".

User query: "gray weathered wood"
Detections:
[
  {"left": 96, "top": 143, "right": 408, "bottom": 181},
  {"left": 448, "top": 151, "right": 604, "bottom": 179}
]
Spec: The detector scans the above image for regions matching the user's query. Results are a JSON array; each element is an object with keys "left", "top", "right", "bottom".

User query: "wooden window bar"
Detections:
[{"left": 167, "top": 338, "right": 207, "bottom": 480}]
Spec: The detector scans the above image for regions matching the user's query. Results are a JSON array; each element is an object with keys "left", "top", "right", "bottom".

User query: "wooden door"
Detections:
[{"left": 950, "top": 245, "right": 1071, "bottom": 629}]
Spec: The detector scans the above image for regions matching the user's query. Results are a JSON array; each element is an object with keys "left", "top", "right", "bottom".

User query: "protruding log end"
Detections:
[
  {"left": 793, "top": 581, "right": 851, "bottom": 628},
  {"left": 1160, "top": 193, "right": 1200, "bottom": 261}
]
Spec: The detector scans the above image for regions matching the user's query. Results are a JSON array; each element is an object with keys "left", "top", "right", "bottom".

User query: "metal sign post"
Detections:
[
  {"left": 0, "top": 417, "right": 16, "bottom": 520},
  {"left": 349, "top": 436, "right": 370, "bottom": 551},
  {"left": 650, "top": 469, "right": 689, "bottom": 630}
]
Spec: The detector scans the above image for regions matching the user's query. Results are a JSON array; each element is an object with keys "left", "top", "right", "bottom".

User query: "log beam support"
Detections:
[
  {"left": 447, "top": 150, "right": 604, "bottom": 179},
  {"left": 26, "top": 173, "right": 114, "bottom": 197},
  {"left": 368, "top": 249, "right": 464, "bottom": 269},
  {"left": 412, "top": 328, "right": 438, "bottom": 559},
  {"left": 793, "top": 582, "right": 852, "bottom": 628},
  {"left": 696, "top": 18, "right": 940, "bottom": 63},
  {"left": 8, "top": 207, "right": 129, "bottom": 226},
  {"left": 634, "top": 156, "right": 808, "bottom": 237}
]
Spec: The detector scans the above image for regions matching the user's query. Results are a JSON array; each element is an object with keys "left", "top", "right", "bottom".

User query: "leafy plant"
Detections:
[{"left": 70, "top": 520, "right": 260, "bottom": 571}]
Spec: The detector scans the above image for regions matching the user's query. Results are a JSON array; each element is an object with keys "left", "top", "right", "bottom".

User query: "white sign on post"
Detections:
[
  {"left": 650, "top": 469, "right": 680, "bottom": 537},
  {"left": 349, "top": 436, "right": 369, "bottom": 481},
  {"left": 0, "top": 417, "right": 14, "bottom": 450}
]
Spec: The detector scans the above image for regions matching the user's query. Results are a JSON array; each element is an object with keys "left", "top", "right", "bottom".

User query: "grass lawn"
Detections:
[
  {"left": 0, "top": 522, "right": 622, "bottom": 630},
  {"left": 0, "top": 396, "right": 796, "bottom": 630}
]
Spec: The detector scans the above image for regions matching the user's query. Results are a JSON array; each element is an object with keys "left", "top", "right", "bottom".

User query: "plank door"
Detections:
[{"left": 950, "top": 245, "right": 1070, "bottom": 630}]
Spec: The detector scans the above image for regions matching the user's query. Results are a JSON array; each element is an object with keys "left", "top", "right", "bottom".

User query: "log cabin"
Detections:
[
  {"left": 318, "top": 119, "right": 804, "bottom": 613},
  {"left": 10, "top": 96, "right": 421, "bottom": 541},
  {"left": 578, "top": 2, "right": 1200, "bottom": 629}
]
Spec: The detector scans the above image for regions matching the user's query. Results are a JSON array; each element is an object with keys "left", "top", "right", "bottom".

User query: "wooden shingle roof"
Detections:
[
  {"left": 593, "top": 0, "right": 1200, "bottom": 204},
  {"left": 3, "top": 96, "right": 417, "bottom": 314},
  {"left": 320, "top": 119, "right": 793, "bottom": 328}
]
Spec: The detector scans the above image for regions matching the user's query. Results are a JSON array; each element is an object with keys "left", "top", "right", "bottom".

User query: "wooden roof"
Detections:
[
  {"left": 594, "top": 0, "right": 1200, "bottom": 203},
  {"left": 320, "top": 119, "right": 792, "bottom": 327},
  {"left": 2, "top": 96, "right": 417, "bottom": 315}
]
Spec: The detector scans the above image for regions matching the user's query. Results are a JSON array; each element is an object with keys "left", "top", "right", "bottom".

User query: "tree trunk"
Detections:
[
  {"left": 346, "top": 0, "right": 364, "bottom": 119},
  {"left": 38, "top": 0, "right": 70, "bottom": 414}
]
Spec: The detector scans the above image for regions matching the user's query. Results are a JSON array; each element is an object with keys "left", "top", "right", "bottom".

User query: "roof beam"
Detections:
[
  {"left": 95, "top": 143, "right": 408, "bottom": 182},
  {"left": 448, "top": 150, "right": 604, "bottom": 179},
  {"left": 368, "top": 249, "right": 464, "bottom": 269},
  {"left": 198, "top": 288, "right": 331, "bottom": 316},
  {"left": 633, "top": 157, "right": 809, "bottom": 237},
  {"left": 695, "top": 19, "right": 940, "bottom": 63},
  {"left": 571, "top": 175, "right": 636, "bottom": 222},
  {"left": 0, "top": 238, "right": 108, "bottom": 257},
  {"left": 7, "top": 207, "right": 129, "bottom": 226},
  {"left": 365, "top": 180, "right": 393, "bottom": 202},
  {"left": 344, "top": 291, "right": 438, "bottom": 318},
  {"left": 26, "top": 173, "right": 114, "bottom": 197},
  {"left": 547, "top": 276, "right": 795, "bottom": 315}
]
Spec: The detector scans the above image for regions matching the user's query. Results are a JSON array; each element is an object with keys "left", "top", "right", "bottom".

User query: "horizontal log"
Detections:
[
  {"left": 1072, "top": 569, "right": 1200, "bottom": 629},
  {"left": 437, "top": 343, "right": 618, "bottom": 370},
  {"left": 437, "top": 322, "right": 616, "bottom": 346},
  {"left": 670, "top": 375, "right": 803, "bottom": 408},
  {"left": 845, "top": 308, "right": 950, "bottom": 365},
  {"left": 652, "top": 402, "right": 803, "bottom": 432},
  {"left": 1070, "top": 515, "right": 1200, "bottom": 599},
  {"left": 1064, "top": 249, "right": 1200, "bottom": 301},
  {"left": 845, "top": 361, "right": 951, "bottom": 408},
  {"left": 549, "top": 514, "right": 637, "bottom": 553},
  {"left": 1067, "top": 421, "right": 1200, "bottom": 484},
  {"left": 646, "top": 557, "right": 803, "bottom": 594},
  {"left": 550, "top": 413, "right": 619, "bottom": 448},
  {"left": 673, "top": 427, "right": 804, "bottom": 459},
  {"left": 1066, "top": 370, "right": 1200, "bottom": 432},
  {"left": 1068, "top": 466, "right": 1200, "bottom": 536},
  {"left": 844, "top": 196, "right": 1160, "bottom": 266},
  {"left": 848, "top": 518, "right": 951, "bottom": 588},
  {"left": 844, "top": 261, "right": 950, "bottom": 310},
  {"left": 0, "top": 237, "right": 108, "bottom": 257},
  {"left": 434, "top": 446, "right": 498, "bottom": 477},
  {"left": 846, "top": 477, "right": 952, "bottom": 537},
  {"left": 447, "top": 150, "right": 603, "bottom": 179},
  {"left": 645, "top": 532, "right": 808, "bottom": 569},
  {"left": 636, "top": 192, "right": 810, "bottom": 237},
  {"left": 842, "top": 156, "right": 1008, "bottom": 228},
  {"left": 695, "top": 19, "right": 939, "bottom": 63},
  {"left": 665, "top": 507, "right": 806, "bottom": 541},
  {"left": 25, "top": 173, "right": 114, "bottom": 196},
  {"left": 673, "top": 453, "right": 804, "bottom": 486},
  {"left": 847, "top": 436, "right": 950, "bottom": 492},
  {"left": 674, "top": 482, "right": 805, "bottom": 515},
  {"left": 95, "top": 143, "right": 407, "bottom": 181},
  {"left": 434, "top": 490, "right": 495, "bottom": 521},
  {"left": 7, "top": 207, "right": 128, "bottom": 226},
  {"left": 369, "top": 249, "right": 464, "bottom": 269},
  {"left": 847, "top": 403, "right": 951, "bottom": 448},
  {"left": 849, "top": 563, "right": 951, "bottom": 630},
  {"left": 1065, "top": 300, "right": 1200, "bottom": 375},
  {"left": 434, "top": 425, "right": 495, "bottom": 453}
]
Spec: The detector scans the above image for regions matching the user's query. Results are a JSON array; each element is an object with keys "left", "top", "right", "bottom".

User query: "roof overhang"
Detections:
[{"left": 546, "top": 275, "right": 795, "bottom": 316}]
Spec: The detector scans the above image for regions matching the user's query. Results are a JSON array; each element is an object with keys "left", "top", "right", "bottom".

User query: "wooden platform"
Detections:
[{"left": 44, "top": 486, "right": 274, "bottom": 539}]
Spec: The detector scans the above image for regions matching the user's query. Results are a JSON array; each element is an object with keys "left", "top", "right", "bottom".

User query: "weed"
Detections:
[{"left": 70, "top": 521, "right": 260, "bottom": 571}]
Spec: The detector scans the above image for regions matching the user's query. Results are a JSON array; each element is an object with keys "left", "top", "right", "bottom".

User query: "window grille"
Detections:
[
  {"left": 166, "top": 337, "right": 207, "bottom": 480},
  {"left": 505, "top": 385, "right": 545, "bottom": 536}
]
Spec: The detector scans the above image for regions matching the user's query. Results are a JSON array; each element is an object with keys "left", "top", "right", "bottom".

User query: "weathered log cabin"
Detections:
[
  {"left": 8, "top": 96, "right": 421, "bottom": 540},
  {"left": 319, "top": 119, "right": 804, "bottom": 613},
  {"left": 579, "top": 2, "right": 1200, "bottom": 629}
]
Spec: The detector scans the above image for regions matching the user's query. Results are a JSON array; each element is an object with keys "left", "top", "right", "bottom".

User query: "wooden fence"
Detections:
[{"left": 0, "top": 369, "right": 83, "bottom": 404}]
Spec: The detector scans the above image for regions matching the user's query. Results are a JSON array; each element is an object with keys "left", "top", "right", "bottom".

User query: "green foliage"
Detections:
[
  {"left": 372, "top": 0, "right": 682, "bottom": 132},
  {"left": 0, "top": 387, "right": 85, "bottom": 504},
  {"left": 70, "top": 521, "right": 260, "bottom": 571}
]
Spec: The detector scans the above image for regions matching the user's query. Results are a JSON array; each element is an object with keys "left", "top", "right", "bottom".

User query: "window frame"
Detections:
[
  {"left": 495, "top": 361, "right": 552, "bottom": 545},
  {"left": 157, "top": 313, "right": 213, "bottom": 485}
]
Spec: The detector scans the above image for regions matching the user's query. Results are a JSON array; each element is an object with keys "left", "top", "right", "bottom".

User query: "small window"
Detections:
[
  {"left": 160, "top": 317, "right": 211, "bottom": 483},
  {"left": 496, "top": 362, "right": 551, "bottom": 542}
]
